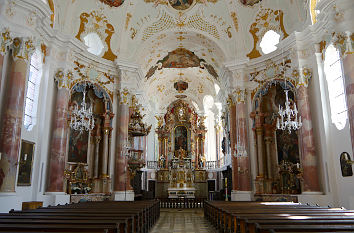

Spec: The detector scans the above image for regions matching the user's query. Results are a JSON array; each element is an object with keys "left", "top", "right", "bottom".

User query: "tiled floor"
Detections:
[{"left": 150, "top": 209, "right": 217, "bottom": 233}]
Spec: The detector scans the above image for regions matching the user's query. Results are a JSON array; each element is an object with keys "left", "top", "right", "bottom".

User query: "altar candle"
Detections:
[
  {"left": 238, "top": 166, "right": 240, "bottom": 172},
  {"left": 24, "top": 154, "right": 27, "bottom": 161},
  {"left": 0, "top": 152, "right": 2, "bottom": 160},
  {"left": 296, "top": 163, "right": 300, "bottom": 169}
]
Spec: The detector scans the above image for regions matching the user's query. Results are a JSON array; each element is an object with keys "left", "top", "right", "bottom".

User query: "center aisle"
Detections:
[{"left": 150, "top": 209, "right": 217, "bottom": 233}]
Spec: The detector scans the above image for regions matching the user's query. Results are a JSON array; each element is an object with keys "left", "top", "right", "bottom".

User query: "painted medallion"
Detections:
[
  {"left": 99, "top": 0, "right": 125, "bottom": 7},
  {"left": 239, "top": 0, "right": 262, "bottom": 6},
  {"left": 169, "top": 0, "right": 194, "bottom": 11}
]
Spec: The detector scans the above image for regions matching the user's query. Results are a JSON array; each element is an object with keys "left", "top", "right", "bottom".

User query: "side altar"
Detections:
[{"left": 155, "top": 100, "right": 208, "bottom": 199}]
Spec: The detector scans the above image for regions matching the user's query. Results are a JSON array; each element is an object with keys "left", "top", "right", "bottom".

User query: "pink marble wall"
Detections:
[
  {"left": 0, "top": 57, "right": 27, "bottom": 192},
  {"left": 236, "top": 102, "right": 251, "bottom": 191},
  {"left": 343, "top": 54, "right": 354, "bottom": 154},
  {"left": 47, "top": 88, "right": 70, "bottom": 192},
  {"left": 113, "top": 103, "right": 131, "bottom": 191},
  {"left": 297, "top": 86, "right": 320, "bottom": 192}
]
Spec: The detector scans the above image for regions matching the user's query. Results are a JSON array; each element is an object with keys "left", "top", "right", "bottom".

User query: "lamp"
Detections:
[
  {"left": 70, "top": 85, "right": 95, "bottom": 132},
  {"left": 276, "top": 89, "right": 302, "bottom": 133}
]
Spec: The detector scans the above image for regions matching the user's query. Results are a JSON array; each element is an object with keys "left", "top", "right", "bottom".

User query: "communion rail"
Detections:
[
  {"left": 146, "top": 161, "right": 220, "bottom": 170},
  {"left": 158, "top": 198, "right": 206, "bottom": 208}
]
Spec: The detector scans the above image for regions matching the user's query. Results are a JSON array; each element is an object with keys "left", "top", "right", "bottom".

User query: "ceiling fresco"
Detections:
[
  {"left": 99, "top": 0, "right": 125, "bottom": 7},
  {"left": 169, "top": 0, "right": 194, "bottom": 11},
  {"left": 239, "top": 0, "right": 263, "bottom": 6},
  {"left": 145, "top": 48, "right": 218, "bottom": 80}
]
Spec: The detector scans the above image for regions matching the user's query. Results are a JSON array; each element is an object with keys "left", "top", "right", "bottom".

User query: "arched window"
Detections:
[
  {"left": 83, "top": 33, "right": 104, "bottom": 56},
  {"left": 324, "top": 44, "right": 348, "bottom": 130},
  {"left": 260, "top": 30, "right": 280, "bottom": 54},
  {"left": 24, "top": 50, "right": 42, "bottom": 130}
]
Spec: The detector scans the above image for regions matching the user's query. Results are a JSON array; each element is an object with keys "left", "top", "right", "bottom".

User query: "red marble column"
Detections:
[
  {"left": 0, "top": 47, "right": 30, "bottom": 192},
  {"left": 113, "top": 102, "right": 132, "bottom": 191},
  {"left": 236, "top": 101, "right": 251, "bottom": 191},
  {"left": 297, "top": 85, "right": 320, "bottom": 192},
  {"left": 0, "top": 55, "right": 4, "bottom": 90},
  {"left": 343, "top": 54, "right": 354, "bottom": 154},
  {"left": 47, "top": 85, "right": 70, "bottom": 192},
  {"left": 230, "top": 104, "right": 239, "bottom": 191}
]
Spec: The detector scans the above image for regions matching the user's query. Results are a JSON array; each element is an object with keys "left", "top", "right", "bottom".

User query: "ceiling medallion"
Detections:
[
  {"left": 175, "top": 95, "right": 187, "bottom": 99},
  {"left": 174, "top": 80, "right": 189, "bottom": 93},
  {"left": 239, "top": 0, "right": 262, "bottom": 6},
  {"left": 99, "top": 0, "right": 125, "bottom": 7},
  {"left": 169, "top": 0, "right": 194, "bottom": 11}
]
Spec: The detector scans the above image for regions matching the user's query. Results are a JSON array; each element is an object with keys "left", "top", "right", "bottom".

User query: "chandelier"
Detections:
[
  {"left": 70, "top": 88, "right": 95, "bottom": 132},
  {"left": 276, "top": 89, "right": 302, "bottom": 133}
]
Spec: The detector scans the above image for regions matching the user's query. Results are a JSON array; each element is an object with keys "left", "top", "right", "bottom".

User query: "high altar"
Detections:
[{"left": 155, "top": 100, "right": 208, "bottom": 198}]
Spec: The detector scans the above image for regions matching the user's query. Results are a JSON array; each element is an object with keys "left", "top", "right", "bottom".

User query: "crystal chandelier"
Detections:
[
  {"left": 276, "top": 89, "right": 302, "bottom": 133},
  {"left": 70, "top": 89, "right": 95, "bottom": 132}
]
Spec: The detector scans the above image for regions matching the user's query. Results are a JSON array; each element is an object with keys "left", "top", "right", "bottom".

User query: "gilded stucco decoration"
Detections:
[
  {"left": 310, "top": 0, "right": 318, "bottom": 24},
  {"left": 249, "top": 59, "right": 297, "bottom": 99},
  {"left": 99, "top": 0, "right": 125, "bottom": 7},
  {"left": 295, "top": 67, "right": 312, "bottom": 88},
  {"left": 54, "top": 69, "right": 72, "bottom": 89},
  {"left": 332, "top": 31, "right": 354, "bottom": 57},
  {"left": 233, "top": 89, "right": 246, "bottom": 103},
  {"left": 72, "top": 60, "right": 114, "bottom": 99},
  {"left": 138, "top": 11, "right": 229, "bottom": 41},
  {"left": 247, "top": 8, "right": 289, "bottom": 59},
  {"left": 41, "top": 43, "right": 47, "bottom": 64},
  {"left": 0, "top": 28, "right": 12, "bottom": 55},
  {"left": 12, "top": 37, "right": 35, "bottom": 62},
  {"left": 145, "top": 48, "right": 218, "bottom": 80},
  {"left": 239, "top": 0, "right": 263, "bottom": 6},
  {"left": 230, "top": 12, "right": 239, "bottom": 32},
  {"left": 75, "top": 10, "right": 117, "bottom": 61},
  {"left": 47, "top": 0, "right": 55, "bottom": 28}
]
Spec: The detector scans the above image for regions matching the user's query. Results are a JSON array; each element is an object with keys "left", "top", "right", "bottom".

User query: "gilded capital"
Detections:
[
  {"left": 296, "top": 67, "right": 312, "bottom": 88},
  {"left": 234, "top": 89, "right": 246, "bottom": 104},
  {"left": 0, "top": 28, "right": 12, "bottom": 55},
  {"left": 54, "top": 69, "right": 72, "bottom": 89},
  {"left": 12, "top": 37, "right": 35, "bottom": 62}
]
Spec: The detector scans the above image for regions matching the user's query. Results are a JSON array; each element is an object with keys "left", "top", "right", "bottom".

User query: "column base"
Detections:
[
  {"left": 231, "top": 190, "right": 252, "bottom": 201},
  {"left": 113, "top": 190, "right": 134, "bottom": 201},
  {"left": 44, "top": 192, "right": 70, "bottom": 205}
]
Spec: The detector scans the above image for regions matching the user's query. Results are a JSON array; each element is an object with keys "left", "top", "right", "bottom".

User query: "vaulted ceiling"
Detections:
[{"left": 52, "top": 0, "right": 310, "bottom": 112}]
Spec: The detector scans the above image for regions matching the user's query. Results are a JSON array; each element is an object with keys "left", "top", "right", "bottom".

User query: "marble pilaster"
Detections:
[
  {"left": 297, "top": 83, "right": 320, "bottom": 192},
  {"left": 235, "top": 92, "right": 251, "bottom": 192},
  {"left": 0, "top": 38, "right": 33, "bottom": 192},
  {"left": 47, "top": 71, "right": 71, "bottom": 192},
  {"left": 343, "top": 53, "right": 354, "bottom": 154},
  {"left": 113, "top": 101, "right": 131, "bottom": 192},
  {"left": 230, "top": 103, "right": 239, "bottom": 191}
]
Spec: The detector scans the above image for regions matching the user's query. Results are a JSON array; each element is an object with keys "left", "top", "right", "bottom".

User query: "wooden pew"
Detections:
[
  {"left": 204, "top": 201, "right": 354, "bottom": 233},
  {"left": 0, "top": 200, "right": 159, "bottom": 233}
]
